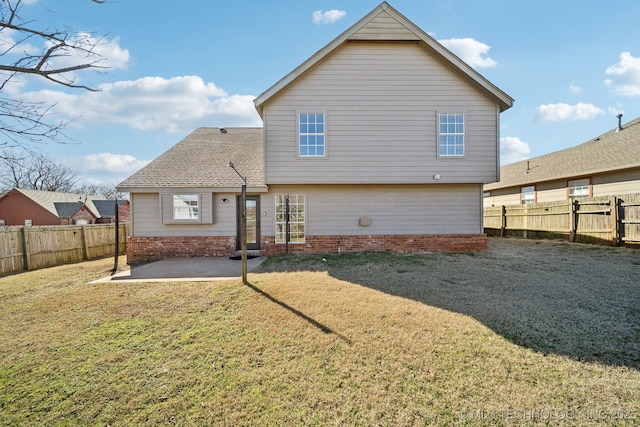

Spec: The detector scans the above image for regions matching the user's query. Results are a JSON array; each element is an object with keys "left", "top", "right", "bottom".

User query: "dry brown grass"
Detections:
[{"left": 1, "top": 239, "right": 639, "bottom": 426}]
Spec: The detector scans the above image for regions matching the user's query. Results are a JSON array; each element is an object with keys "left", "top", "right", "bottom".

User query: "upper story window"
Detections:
[
  {"left": 521, "top": 186, "right": 535, "bottom": 205},
  {"left": 299, "top": 113, "right": 325, "bottom": 157},
  {"left": 568, "top": 178, "right": 590, "bottom": 198},
  {"left": 173, "top": 194, "right": 199, "bottom": 220},
  {"left": 439, "top": 113, "right": 465, "bottom": 156}
]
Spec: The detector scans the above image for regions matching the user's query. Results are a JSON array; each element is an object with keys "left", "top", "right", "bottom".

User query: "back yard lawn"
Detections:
[{"left": 1, "top": 238, "right": 639, "bottom": 425}]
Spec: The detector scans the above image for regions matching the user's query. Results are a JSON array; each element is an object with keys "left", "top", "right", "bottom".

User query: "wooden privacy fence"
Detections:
[
  {"left": 0, "top": 223, "right": 129, "bottom": 276},
  {"left": 484, "top": 193, "right": 640, "bottom": 246}
]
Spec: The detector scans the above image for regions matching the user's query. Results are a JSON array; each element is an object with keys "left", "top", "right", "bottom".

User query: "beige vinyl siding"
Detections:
[
  {"left": 535, "top": 181, "right": 567, "bottom": 203},
  {"left": 350, "top": 11, "right": 420, "bottom": 41},
  {"left": 483, "top": 168, "right": 640, "bottom": 207},
  {"left": 263, "top": 42, "right": 499, "bottom": 185},
  {"left": 592, "top": 169, "right": 640, "bottom": 196},
  {"left": 483, "top": 187, "right": 521, "bottom": 208},
  {"left": 130, "top": 192, "right": 238, "bottom": 237},
  {"left": 264, "top": 184, "right": 483, "bottom": 236}
]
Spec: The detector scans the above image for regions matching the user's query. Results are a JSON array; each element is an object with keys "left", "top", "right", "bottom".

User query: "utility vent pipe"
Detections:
[{"left": 616, "top": 114, "right": 623, "bottom": 132}]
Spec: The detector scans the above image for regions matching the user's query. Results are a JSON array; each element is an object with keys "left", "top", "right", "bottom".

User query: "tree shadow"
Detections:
[{"left": 257, "top": 239, "right": 640, "bottom": 370}]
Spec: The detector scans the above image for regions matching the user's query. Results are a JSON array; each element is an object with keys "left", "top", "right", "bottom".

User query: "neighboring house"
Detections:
[
  {"left": 484, "top": 116, "right": 640, "bottom": 207},
  {"left": 93, "top": 200, "right": 131, "bottom": 224},
  {"left": 118, "top": 2, "right": 513, "bottom": 263},
  {"left": 0, "top": 188, "right": 130, "bottom": 226}
]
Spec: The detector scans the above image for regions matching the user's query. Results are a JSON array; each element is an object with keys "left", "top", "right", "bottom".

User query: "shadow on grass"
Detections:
[
  {"left": 256, "top": 239, "right": 640, "bottom": 370},
  {"left": 245, "top": 282, "right": 352, "bottom": 344}
]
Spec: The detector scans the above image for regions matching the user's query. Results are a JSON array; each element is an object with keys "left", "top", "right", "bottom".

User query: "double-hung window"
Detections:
[
  {"left": 275, "top": 194, "right": 305, "bottom": 243},
  {"left": 299, "top": 113, "right": 325, "bottom": 157},
  {"left": 173, "top": 194, "right": 199, "bottom": 220},
  {"left": 521, "top": 186, "right": 535, "bottom": 205},
  {"left": 439, "top": 113, "right": 465, "bottom": 156},
  {"left": 568, "top": 178, "right": 590, "bottom": 198}
]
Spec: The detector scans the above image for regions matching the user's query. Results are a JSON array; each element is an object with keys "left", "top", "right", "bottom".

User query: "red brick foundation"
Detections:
[
  {"left": 260, "top": 234, "right": 487, "bottom": 256},
  {"left": 127, "top": 236, "right": 236, "bottom": 264},
  {"left": 127, "top": 234, "right": 487, "bottom": 263}
]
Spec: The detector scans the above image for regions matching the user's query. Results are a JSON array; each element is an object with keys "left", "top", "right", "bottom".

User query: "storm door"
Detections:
[{"left": 236, "top": 195, "right": 260, "bottom": 251}]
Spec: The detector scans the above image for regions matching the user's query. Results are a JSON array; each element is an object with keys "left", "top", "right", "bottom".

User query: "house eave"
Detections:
[{"left": 118, "top": 186, "right": 269, "bottom": 194}]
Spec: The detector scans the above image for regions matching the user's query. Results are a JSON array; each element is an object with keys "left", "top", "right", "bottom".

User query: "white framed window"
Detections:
[
  {"left": 275, "top": 194, "right": 305, "bottom": 243},
  {"left": 299, "top": 113, "right": 325, "bottom": 157},
  {"left": 521, "top": 186, "right": 535, "bottom": 205},
  {"left": 173, "top": 194, "right": 199, "bottom": 220},
  {"left": 438, "top": 113, "right": 465, "bottom": 156},
  {"left": 161, "top": 193, "right": 213, "bottom": 224},
  {"left": 568, "top": 178, "right": 589, "bottom": 198}
]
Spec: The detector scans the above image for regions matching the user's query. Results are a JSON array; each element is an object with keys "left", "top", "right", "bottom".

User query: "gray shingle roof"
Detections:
[
  {"left": 54, "top": 202, "right": 86, "bottom": 218},
  {"left": 117, "top": 127, "right": 265, "bottom": 190},
  {"left": 93, "top": 200, "right": 127, "bottom": 217},
  {"left": 485, "top": 116, "right": 640, "bottom": 190}
]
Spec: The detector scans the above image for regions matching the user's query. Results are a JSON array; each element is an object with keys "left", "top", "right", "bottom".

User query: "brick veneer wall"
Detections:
[
  {"left": 260, "top": 234, "right": 487, "bottom": 256},
  {"left": 127, "top": 236, "right": 236, "bottom": 264},
  {"left": 128, "top": 234, "right": 487, "bottom": 263}
]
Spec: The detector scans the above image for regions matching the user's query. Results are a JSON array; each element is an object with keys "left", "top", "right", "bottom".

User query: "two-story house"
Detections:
[{"left": 118, "top": 2, "right": 513, "bottom": 263}]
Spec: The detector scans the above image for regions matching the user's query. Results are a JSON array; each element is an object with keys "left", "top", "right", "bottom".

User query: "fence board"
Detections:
[
  {"left": 0, "top": 223, "right": 129, "bottom": 276},
  {"left": 484, "top": 194, "right": 640, "bottom": 246},
  {"left": 620, "top": 193, "right": 640, "bottom": 242}
]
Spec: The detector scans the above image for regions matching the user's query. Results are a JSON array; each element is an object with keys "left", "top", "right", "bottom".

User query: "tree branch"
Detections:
[{"left": 0, "top": 0, "right": 111, "bottom": 148}]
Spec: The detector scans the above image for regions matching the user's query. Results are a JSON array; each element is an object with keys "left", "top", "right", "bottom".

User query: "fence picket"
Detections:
[
  {"left": 484, "top": 194, "right": 640, "bottom": 246},
  {"left": 0, "top": 223, "right": 129, "bottom": 276}
]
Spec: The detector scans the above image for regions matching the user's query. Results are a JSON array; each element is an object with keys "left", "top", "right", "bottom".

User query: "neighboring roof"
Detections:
[
  {"left": 54, "top": 202, "right": 94, "bottom": 219},
  {"left": 11, "top": 188, "right": 101, "bottom": 218},
  {"left": 93, "top": 200, "right": 128, "bottom": 217},
  {"left": 485, "top": 116, "right": 640, "bottom": 191},
  {"left": 254, "top": 1, "right": 514, "bottom": 116},
  {"left": 117, "top": 127, "right": 266, "bottom": 191}
]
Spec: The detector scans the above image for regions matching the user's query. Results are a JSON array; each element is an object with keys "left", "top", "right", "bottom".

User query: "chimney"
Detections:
[{"left": 616, "top": 114, "right": 623, "bottom": 132}]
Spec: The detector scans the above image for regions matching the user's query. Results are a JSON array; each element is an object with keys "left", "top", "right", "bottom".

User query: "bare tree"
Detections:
[
  {"left": 74, "top": 182, "right": 127, "bottom": 199},
  {"left": 0, "top": 149, "right": 78, "bottom": 192},
  {"left": 0, "top": 0, "right": 109, "bottom": 149}
]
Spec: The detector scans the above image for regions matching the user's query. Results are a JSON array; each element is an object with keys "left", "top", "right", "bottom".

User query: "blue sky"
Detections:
[{"left": 5, "top": 0, "right": 640, "bottom": 186}]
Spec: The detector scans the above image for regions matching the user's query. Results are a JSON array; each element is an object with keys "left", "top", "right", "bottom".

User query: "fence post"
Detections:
[
  {"left": 500, "top": 205, "right": 506, "bottom": 237},
  {"left": 569, "top": 199, "right": 578, "bottom": 242},
  {"left": 81, "top": 225, "right": 89, "bottom": 260},
  {"left": 615, "top": 197, "right": 625, "bottom": 246},
  {"left": 22, "top": 226, "right": 30, "bottom": 270}
]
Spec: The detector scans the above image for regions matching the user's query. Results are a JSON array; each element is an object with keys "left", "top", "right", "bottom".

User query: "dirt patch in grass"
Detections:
[{"left": 1, "top": 243, "right": 639, "bottom": 425}]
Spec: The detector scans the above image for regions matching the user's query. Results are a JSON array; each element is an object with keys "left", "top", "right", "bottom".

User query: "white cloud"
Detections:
[
  {"left": 569, "top": 83, "right": 582, "bottom": 94},
  {"left": 45, "top": 32, "right": 130, "bottom": 71},
  {"left": 21, "top": 75, "right": 262, "bottom": 133},
  {"left": 75, "top": 153, "right": 149, "bottom": 173},
  {"left": 500, "top": 136, "right": 531, "bottom": 165},
  {"left": 1, "top": 30, "right": 130, "bottom": 91},
  {"left": 63, "top": 153, "right": 150, "bottom": 185},
  {"left": 312, "top": 9, "right": 346, "bottom": 25},
  {"left": 536, "top": 102, "right": 604, "bottom": 122},
  {"left": 438, "top": 38, "right": 497, "bottom": 68},
  {"left": 0, "top": 28, "right": 40, "bottom": 56},
  {"left": 607, "top": 103, "right": 625, "bottom": 116},
  {"left": 604, "top": 52, "right": 640, "bottom": 96}
]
